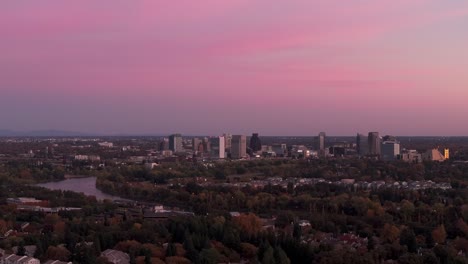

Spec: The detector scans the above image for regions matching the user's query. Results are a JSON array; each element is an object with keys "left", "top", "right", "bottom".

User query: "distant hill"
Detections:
[{"left": 0, "top": 130, "right": 91, "bottom": 137}]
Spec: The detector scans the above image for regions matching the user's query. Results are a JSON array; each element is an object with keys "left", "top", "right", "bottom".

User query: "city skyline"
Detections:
[{"left": 1, "top": 1, "right": 468, "bottom": 135}]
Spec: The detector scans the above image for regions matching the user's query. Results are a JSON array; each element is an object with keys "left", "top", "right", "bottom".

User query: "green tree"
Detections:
[
  {"left": 400, "top": 228, "right": 417, "bottom": 253},
  {"left": 199, "top": 248, "right": 221, "bottom": 264},
  {"left": 34, "top": 240, "right": 44, "bottom": 259},
  {"left": 73, "top": 244, "right": 96, "bottom": 264},
  {"left": 274, "top": 246, "right": 290, "bottom": 264},
  {"left": 261, "top": 246, "right": 275, "bottom": 264},
  {"left": 292, "top": 223, "right": 301, "bottom": 241},
  {"left": 166, "top": 243, "right": 176, "bottom": 257},
  {"left": 183, "top": 233, "right": 199, "bottom": 263},
  {"left": 17, "top": 241, "right": 26, "bottom": 256}
]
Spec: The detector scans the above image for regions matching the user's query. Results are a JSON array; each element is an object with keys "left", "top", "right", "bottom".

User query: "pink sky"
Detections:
[{"left": 1, "top": 1, "right": 468, "bottom": 136}]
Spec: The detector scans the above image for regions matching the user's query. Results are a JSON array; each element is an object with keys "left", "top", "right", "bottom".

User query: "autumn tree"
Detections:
[
  {"left": 432, "top": 225, "right": 447, "bottom": 244},
  {"left": 381, "top": 223, "right": 400, "bottom": 243}
]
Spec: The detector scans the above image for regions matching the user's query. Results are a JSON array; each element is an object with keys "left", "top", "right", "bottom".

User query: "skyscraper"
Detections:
[
  {"left": 192, "top": 138, "right": 202, "bottom": 151},
  {"left": 169, "top": 134, "right": 183, "bottom": 152},
  {"left": 368, "top": 132, "right": 381, "bottom": 156},
  {"left": 231, "top": 135, "right": 247, "bottom": 159},
  {"left": 317, "top": 132, "right": 326, "bottom": 156},
  {"left": 223, "top": 133, "right": 232, "bottom": 151},
  {"left": 209, "top": 136, "right": 226, "bottom": 159},
  {"left": 356, "top": 133, "right": 369, "bottom": 156},
  {"left": 249, "top": 133, "right": 262, "bottom": 152},
  {"left": 159, "top": 138, "right": 169, "bottom": 151},
  {"left": 381, "top": 137, "right": 400, "bottom": 161}
]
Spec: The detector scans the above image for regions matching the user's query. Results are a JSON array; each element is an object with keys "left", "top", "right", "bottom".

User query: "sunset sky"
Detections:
[{"left": 1, "top": 1, "right": 468, "bottom": 136}]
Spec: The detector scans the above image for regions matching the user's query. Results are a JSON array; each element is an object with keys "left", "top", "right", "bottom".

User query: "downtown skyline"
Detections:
[{"left": 1, "top": 1, "right": 468, "bottom": 136}]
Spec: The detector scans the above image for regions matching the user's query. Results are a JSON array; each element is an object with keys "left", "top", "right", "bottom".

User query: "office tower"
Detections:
[
  {"left": 444, "top": 149, "right": 450, "bottom": 159},
  {"left": 223, "top": 133, "right": 232, "bottom": 150},
  {"left": 159, "top": 138, "right": 169, "bottom": 151},
  {"left": 231, "top": 135, "right": 247, "bottom": 159},
  {"left": 368, "top": 132, "right": 381, "bottom": 156},
  {"left": 209, "top": 136, "right": 226, "bottom": 159},
  {"left": 203, "top": 137, "right": 211, "bottom": 152},
  {"left": 317, "top": 132, "right": 326, "bottom": 150},
  {"left": 382, "top": 135, "right": 396, "bottom": 142},
  {"left": 169, "top": 134, "right": 183, "bottom": 152},
  {"left": 272, "top": 144, "right": 287, "bottom": 157},
  {"left": 249, "top": 133, "right": 262, "bottom": 152},
  {"left": 381, "top": 139, "right": 400, "bottom": 161},
  {"left": 316, "top": 132, "right": 326, "bottom": 156},
  {"left": 192, "top": 138, "right": 202, "bottom": 151},
  {"left": 356, "top": 133, "right": 369, "bottom": 156}
]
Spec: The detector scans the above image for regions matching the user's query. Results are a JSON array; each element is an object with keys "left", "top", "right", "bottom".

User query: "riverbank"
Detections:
[{"left": 64, "top": 174, "right": 93, "bottom": 179}]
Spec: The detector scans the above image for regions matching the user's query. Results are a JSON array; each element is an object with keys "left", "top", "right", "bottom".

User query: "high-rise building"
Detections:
[
  {"left": 223, "top": 133, "right": 232, "bottom": 151},
  {"left": 368, "top": 132, "right": 381, "bottom": 156},
  {"left": 444, "top": 149, "right": 450, "bottom": 159},
  {"left": 192, "top": 138, "right": 202, "bottom": 151},
  {"left": 249, "top": 133, "right": 262, "bottom": 152},
  {"left": 231, "top": 135, "right": 247, "bottom": 159},
  {"left": 159, "top": 138, "right": 169, "bottom": 151},
  {"left": 316, "top": 132, "right": 326, "bottom": 156},
  {"left": 169, "top": 134, "right": 183, "bottom": 153},
  {"left": 317, "top": 132, "right": 326, "bottom": 150},
  {"left": 272, "top": 144, "right": 287, "bottom": 157},
  {"left": 209, "top": 136, "right": 226, "bottom": 159},
  {"left": 203, "top": 137, "right": 211, "bottom": 153},
  {"left": 356, "top": 133, "right": 369, "bottom": 156},
  {"left": 381, "top": 140, "right": 400, "bottom": 161}
]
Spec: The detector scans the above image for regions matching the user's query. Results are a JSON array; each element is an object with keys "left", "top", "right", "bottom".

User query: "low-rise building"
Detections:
[
  {"left": 398, "top": 149, "right": 422, "bottom": 163},
  {"left": 43, "top": 261, "right": 72, "bottom": 264},
  {"left": 100, "top": 249, "right": 130, "bottom": 264},
  {"left": 0, "top": 254, "right": 40, "bottom": 264},
  {"left": 422, "top": 149, "right": 445, "bottom": 162}
]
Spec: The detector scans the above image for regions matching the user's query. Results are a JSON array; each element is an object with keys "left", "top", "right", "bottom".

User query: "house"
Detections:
[
  {"left": 229, "top": 212, "right": 240, "bottom": 217},
  {"left": 43, "top": 260, "right": 72, "bottom": 264},
  {"left": 0, "top": 254, "right": 40, "bottom": 264},
  {"left": 12, "top": 246, "right": 36, "bottom": 257},
  {"left": 298, "top": 220, "right": 311, "bottom": 227},
  {"left": 100, "top": 249, "right": 130, "bottom": 264}
]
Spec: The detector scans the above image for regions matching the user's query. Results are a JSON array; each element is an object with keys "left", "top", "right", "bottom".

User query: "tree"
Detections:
[
  {"left": 381, "top": 223, "right": 400, "bottom": 243},
  {"left": 292, "top": 223, "right": 301, "bottom": 241},
  {"left": 401, "top": 200, "right": 415, "bottom": 222},
  {"left": 45, "top": 246, "right": 71, "bottom": 262},
  {"left": 240, "top": 243, "right": 257, "bottom": 260},
  {"left": 398, "top": 253, "right": 422, "bottom": 264},
  {"left": 199, "top": 248, "right": 221, "bottom": 264},
  {"left": 274, "top": 246, "right": 290, "bottom": 264},
  {"left": 166, "top": 243, "right": 177, "bottom": 257},
  {"left": 233, "top": 213, "right": 262, "bottom": 238},
  {"left": 140, "top": 248, "right": 152, "bottom": 264},
  {"left": 261, "top": 245, "right": 275, "bottom": 264},
  {"left": 400, "top": 228, "right": 417, "bottom": 253},
  {"left": 17, "top": 241, "right": 26, "bottom": 256},
  {"left": 183, "top": 233, "right": 199, "bottom": 263},
  {"left": 214, "top": 170, "right": 226, "bottom": 180},
  {"left": 34, "top": 240, "right": 44, "bottom": 259},
  {"left": 421, "top": 252, "right": 439, "bottom": 264},
  {"left": 73, "top": 244, "right": 96, "bottom": 264},
  {"left": 432, "top": 225, "right": 447, "bottom": 244}
]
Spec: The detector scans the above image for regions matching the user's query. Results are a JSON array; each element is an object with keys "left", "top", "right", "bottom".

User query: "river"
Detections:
[{"left": 36, "top": 177, "right": 124, "bottom": 201}]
